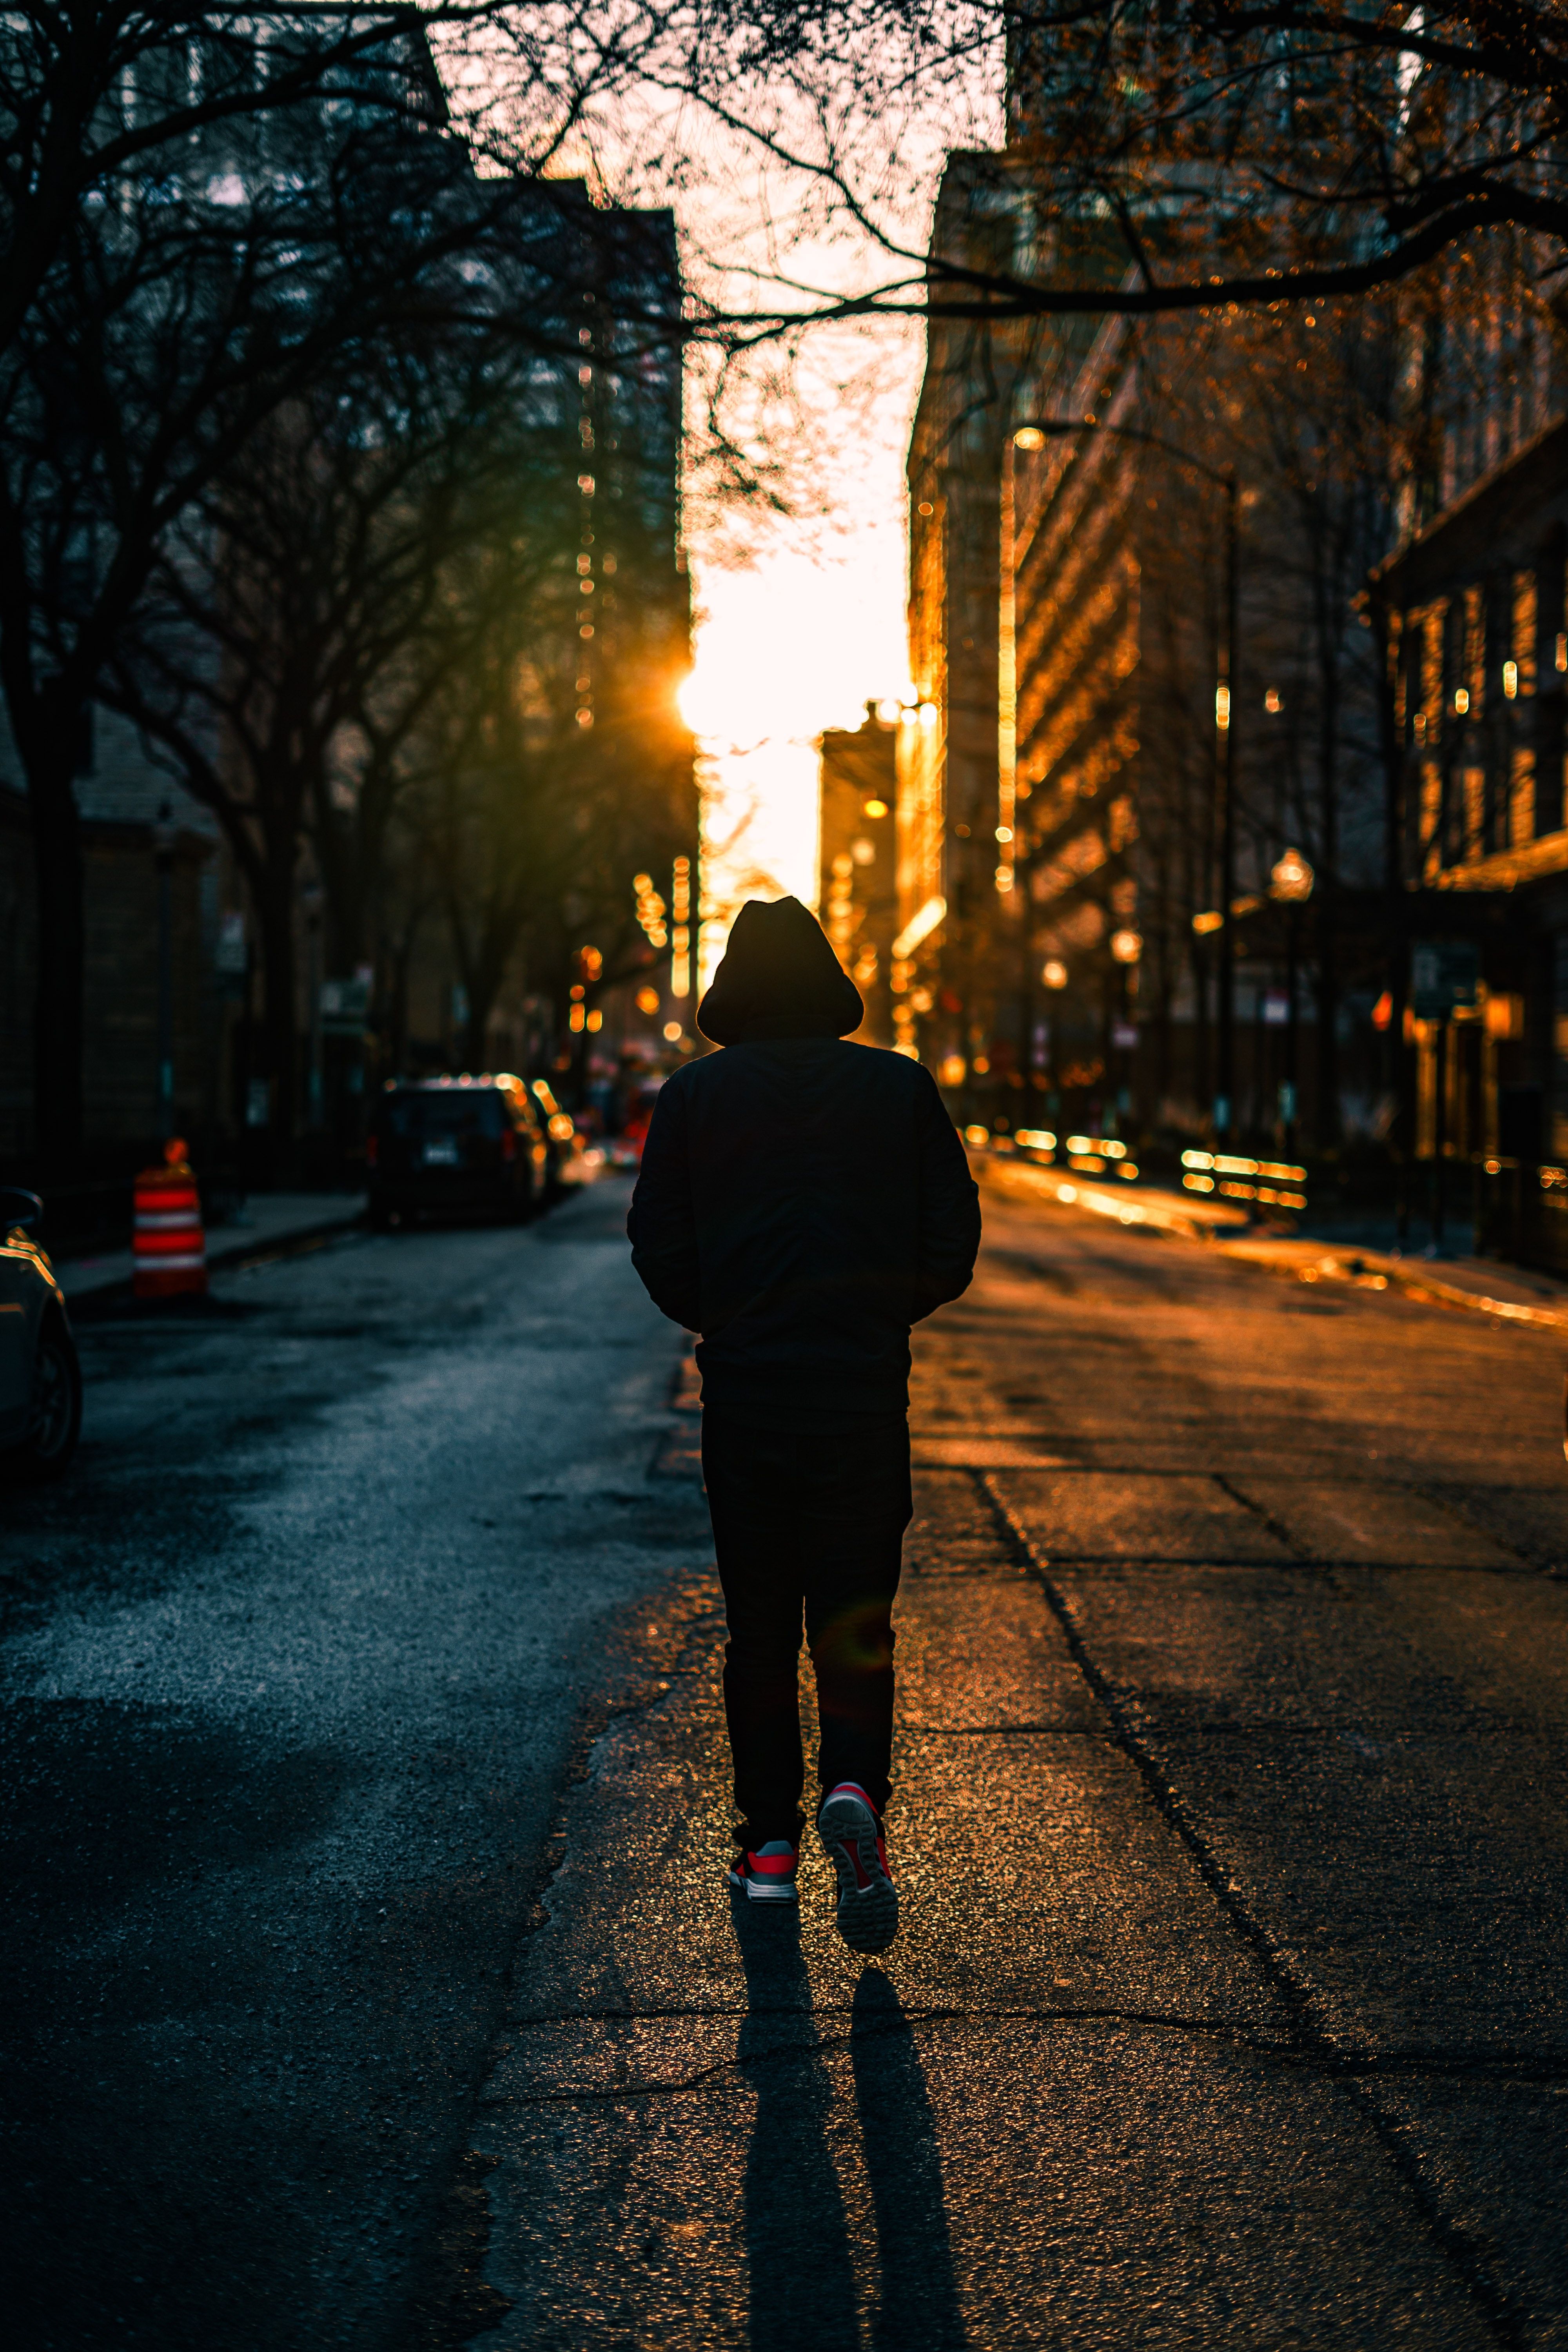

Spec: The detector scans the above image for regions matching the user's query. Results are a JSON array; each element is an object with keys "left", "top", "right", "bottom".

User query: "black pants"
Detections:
[{"left": 701, "top": 1405, "right": 912, "bottom": 1846}]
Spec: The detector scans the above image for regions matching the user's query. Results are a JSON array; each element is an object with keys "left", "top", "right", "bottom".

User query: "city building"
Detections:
[
  {"left": 817, "top": 704, "right": 898, "bottom": 1045},
  {"left": 902, "top": 145, "right": 1400, "bottom": 1156},
  {"left": 1368, "top": 414, "right": 1568, "bottom": 1267}
]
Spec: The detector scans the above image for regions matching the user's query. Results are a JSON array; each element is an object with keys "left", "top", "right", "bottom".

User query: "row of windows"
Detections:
[{"left": 1395, "top": 568, "right": 1563, "bottom": 745}]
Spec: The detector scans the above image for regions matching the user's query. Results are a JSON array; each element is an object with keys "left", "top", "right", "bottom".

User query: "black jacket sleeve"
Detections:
[
  {"left": 911, "top": 1069, "right": 982, "bottom": 1320},
  {"left": 626, "top": 1079, "right": 702, "bottom": 1330}
]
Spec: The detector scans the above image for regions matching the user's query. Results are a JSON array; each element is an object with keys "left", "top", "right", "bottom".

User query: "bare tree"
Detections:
[
  {"left": 0, "top": 5, "right": 684, "bottom": 1169},
  {"left": 660, "top": 4, "right": 1568, "bottom": 326},
  {"left": 103, "top": 294, "right": 582, "bottom": 1140}
]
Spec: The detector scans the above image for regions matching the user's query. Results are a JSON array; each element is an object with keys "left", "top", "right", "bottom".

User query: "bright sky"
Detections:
[
  {"left": 681, "top": 322, "right": 922, "bottom": 963},
  {"left": 462, "top": 26, "right": 1002, "bottom": 969}
]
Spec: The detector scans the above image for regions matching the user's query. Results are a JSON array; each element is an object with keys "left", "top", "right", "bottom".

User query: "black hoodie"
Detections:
[{"left": 626, "top": 896, "right": 981, "bottom": 1426}]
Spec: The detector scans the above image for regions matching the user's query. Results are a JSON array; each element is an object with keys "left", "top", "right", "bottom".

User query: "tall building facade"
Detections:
[
  {"left": 1370, "top": 417, "right": 1568, "bottom": 1266},
  {"left": 817, "top": 704, "right": 898, "bottom": 1045},
  {"left": 902, "top": 149, "right": 1399, "bottom": 1151}
]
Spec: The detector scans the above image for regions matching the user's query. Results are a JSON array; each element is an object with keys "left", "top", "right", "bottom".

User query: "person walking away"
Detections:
[{"left": 627, "top": 896, "right": 981, "bottom": 1953}]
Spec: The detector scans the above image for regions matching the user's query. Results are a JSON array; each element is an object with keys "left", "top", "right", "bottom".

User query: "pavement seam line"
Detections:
[
  {"left": 978, "top": 1468, "right": 1529, "bottom": 2352},
  {"left": 1406, "top": 1482, "right": 1558, "bottom": 1578},
  {"left": 1210, "top": 1469, "right": 1312, "bottom": 1559},
  {"left": 481, "top": 2013, "right": 1317, "bottom": 2107}
]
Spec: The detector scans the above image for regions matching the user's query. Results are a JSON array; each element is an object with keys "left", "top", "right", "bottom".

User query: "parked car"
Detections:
[
  {"left": 367, "top": 1075, "right": 556, "bottom": 1229},
  {"left": 0, "top": 1188, "right": 82, "bottom": 1481}
]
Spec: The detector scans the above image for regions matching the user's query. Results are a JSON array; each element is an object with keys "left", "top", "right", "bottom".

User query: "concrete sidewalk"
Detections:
[
  {"left": 980, "top": 1150, "right": 1568, "bottom": 1332},
  {"left": 55, "top": 1191, "right": 366, "bottom": 1301},
  {"left": 460, "top": 1186, "right": 1567, "bottom": 2348}
]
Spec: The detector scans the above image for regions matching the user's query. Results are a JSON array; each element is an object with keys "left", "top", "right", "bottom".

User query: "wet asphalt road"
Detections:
[
  {"left": 469, "top": 1167, "right": 1568, "bottom": 2350},
  {"left": 5, "top": 1165, "right": 1568, "bottom": 2349},
  {"left": 1, "top": 1179, "right": 709, "bottom": 2351}
]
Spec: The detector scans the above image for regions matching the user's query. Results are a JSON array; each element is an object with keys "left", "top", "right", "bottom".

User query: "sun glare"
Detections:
[{"left": 686, "top": 536, "right": 911, "bottom": 973}]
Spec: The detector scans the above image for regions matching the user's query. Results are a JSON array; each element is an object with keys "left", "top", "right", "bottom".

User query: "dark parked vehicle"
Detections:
[
  {"left": 367, "top": 1076, "right": 556, "bottom": 1229},
  {"left": 0, "top": 1188, "right": 82, "bottom": 1481}
]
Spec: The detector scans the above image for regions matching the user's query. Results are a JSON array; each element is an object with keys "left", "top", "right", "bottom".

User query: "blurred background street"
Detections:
[
  {"left": 5, "top": 1164, "right": 1564, "bottom": 2349},
  {"left": 7, "top": 8, "right": 1568, "bottom": 2347}
]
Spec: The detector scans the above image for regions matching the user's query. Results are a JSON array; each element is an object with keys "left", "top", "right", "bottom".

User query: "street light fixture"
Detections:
[
  {"left": 1270, "top": 846, "right": 1314, "bottom": 902},
  {"left": 1007, "top": 415, "right": 1241, "bottom": 1138},
  {"left": 1269, "top": 846, "right": 1314, "bottom": 1148}
]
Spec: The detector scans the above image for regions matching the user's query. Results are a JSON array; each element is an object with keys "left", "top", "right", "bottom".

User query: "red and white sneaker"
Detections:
[
  {"left": 727, "top": 1840, "right": 800, "bottom": 1903},
  {"left": 817, "top": 1783, "right": 898, "bottom": 1953}
]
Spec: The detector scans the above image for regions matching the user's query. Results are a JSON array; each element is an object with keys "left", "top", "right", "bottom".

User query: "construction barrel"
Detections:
[{"left": 133, "top": 1140, "right": 208, "bottom": 1299}]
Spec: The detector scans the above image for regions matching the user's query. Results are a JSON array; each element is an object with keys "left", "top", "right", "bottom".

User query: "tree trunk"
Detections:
[
  {"left": 1314, "top": 642, "right": 1342, "bottom": 1152},
  {"left": 25, "top": 735, "right": 86, "bottom": 1179},
  {"left": 255, "top": 870, "right": 299, "bottom": 1153}
]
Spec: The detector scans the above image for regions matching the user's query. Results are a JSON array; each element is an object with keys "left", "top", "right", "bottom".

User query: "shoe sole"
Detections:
[
  {"left": 727, "top": 1869, "right": 799, "bottom": 1904},
  {"left": 817, "top": 1792, "right": 898, "bottom": 1954}
]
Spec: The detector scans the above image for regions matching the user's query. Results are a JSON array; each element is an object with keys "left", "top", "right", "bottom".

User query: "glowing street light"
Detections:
[
  {"left": 1270, "top": 846, "right": 1315, "bottom": 902},
  {"left": 1269, "top": 847, "right": 1314, "bottom": 1152}
]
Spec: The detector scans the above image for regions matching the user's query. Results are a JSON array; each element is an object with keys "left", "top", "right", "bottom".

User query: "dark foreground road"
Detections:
[
  {"left": 1, "top": 1181, "right": 711, "bottom": 2350},
  {"left": 5, "top": 1165, "right": 1567, "bottom": 2349}
]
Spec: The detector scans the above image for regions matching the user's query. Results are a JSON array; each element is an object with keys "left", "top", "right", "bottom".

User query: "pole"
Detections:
[
  {"left": 1284, "top": 901, "right": 1300, "bottom": 1154},
  {"left": 303, "top": 885, "right": 324, "bottom": 1134},
  {"left": 153, "top": 802, "right": 175, "bottom": 1143},
  {"left": 1216, "top": 474, "right": 1238, "bottom": 1141},
  {"left": 1432, "top": 1020, "right": 1447, "bottom": 1246},
  {"left": 999, "top": 430, "right": 1029, "bottom": 1091}
]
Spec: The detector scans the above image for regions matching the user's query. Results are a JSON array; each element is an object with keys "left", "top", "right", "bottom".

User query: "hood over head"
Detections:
[{"left": 696, "top": 895, "right": 864, "bottom": 1045}]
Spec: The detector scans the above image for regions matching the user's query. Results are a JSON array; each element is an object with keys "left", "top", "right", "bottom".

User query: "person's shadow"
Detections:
[{"left": 732, "top": 1896, "right": 966, "bottom": 2350}]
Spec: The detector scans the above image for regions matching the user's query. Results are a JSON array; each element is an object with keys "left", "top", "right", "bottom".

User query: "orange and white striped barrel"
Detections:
[{"left": 133, "top": 1140, "right": 208, "bottom": 1298}]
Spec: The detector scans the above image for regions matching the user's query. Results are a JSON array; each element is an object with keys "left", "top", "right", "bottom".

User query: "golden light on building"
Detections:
[
  {"left": 1041, "top": 958, "right": 1068, "bottom": 989},
  {"left": 633, "top": 872, "right": 668, "bottom": 951},
  {"left": 671, "top": 855, "right": 692, "bottom": 998}
]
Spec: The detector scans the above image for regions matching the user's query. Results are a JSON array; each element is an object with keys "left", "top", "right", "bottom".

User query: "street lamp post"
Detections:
[
  {"left": 1270, "top": 845, "right": 1315, "bottom": 1155},
  {"left": 1216, "top": 474, "right": 1239, "bottom": 1141},
  {"left": 151, "top": 801, "right": 176, "bottom": 1143},
  {"left": 1009, "top": 416, "right": 1241, "bottom": 1138},
  {"left": 299, "top": 881, "right": 325, "bottom": 1137}
]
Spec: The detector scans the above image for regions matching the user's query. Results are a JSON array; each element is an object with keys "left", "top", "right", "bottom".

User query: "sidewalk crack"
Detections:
[{"left": 981, "top": 1468, "right": 1529, "bottom": 2352}]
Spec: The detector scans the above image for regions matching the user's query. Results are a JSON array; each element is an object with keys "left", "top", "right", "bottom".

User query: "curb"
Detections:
[
  {"left": 1220, "top": 1237, "right": 1568, "bottom": 1332},
  {"left": 60, "top": 1203, "right": 366, "bottom": 1304},
  {"left": 974, "top": 1150, "right": 1568, "bottom": 1335}
]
